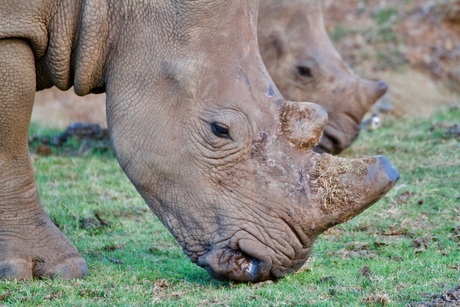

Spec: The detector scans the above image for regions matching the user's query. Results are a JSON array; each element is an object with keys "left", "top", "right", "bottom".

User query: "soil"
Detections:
[
  {"left": 32, "top": 0, "right": 460, "bottom": 128},
  {"left": 324, "top": 0, "right": 460, "bottom": 118},
  {"left": 412, "top": 284, "right": 460, "bottom": 306},
  {"left": 33, "top": 88, "right": 106, "bottom": 128}
]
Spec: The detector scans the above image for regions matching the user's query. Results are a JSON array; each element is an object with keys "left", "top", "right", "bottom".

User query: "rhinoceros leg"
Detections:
[{"left": 0, "top": 39, "right": 88, "bottom": 279}]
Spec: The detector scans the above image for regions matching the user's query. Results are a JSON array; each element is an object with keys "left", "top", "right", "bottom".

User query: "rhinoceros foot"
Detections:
[{"left": 0, "top": 211, "right": 88, "bottom": 280}]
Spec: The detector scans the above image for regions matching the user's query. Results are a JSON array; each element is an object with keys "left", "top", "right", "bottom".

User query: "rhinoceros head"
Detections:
[
  {"left": 258, "top": 0, "right": 388, "bottom": 154},
  {"left": 104, "top": 0, "right": 398, "bottom": 282}
]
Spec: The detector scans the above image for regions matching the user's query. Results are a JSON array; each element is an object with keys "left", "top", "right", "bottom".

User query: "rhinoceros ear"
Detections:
[{"left": 269, "top": 33, "right": 284, "bottom": 57}]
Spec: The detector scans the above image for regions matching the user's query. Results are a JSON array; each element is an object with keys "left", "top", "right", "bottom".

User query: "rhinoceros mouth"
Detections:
[
  {"left": 314, "top": 131, "right": 340, "bottom": 154},
  {"left": 196, "top": 241, "right": 274, "bottom": 282},
  {"left": 314, "top": 121, "right": 360, "bottom": 155},
  {"left": 198, "top": 250, "right": 259, "bottom": 281}
]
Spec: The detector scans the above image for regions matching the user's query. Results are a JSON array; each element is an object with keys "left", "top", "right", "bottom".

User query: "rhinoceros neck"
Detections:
[
  {"left": 72, "top": 0, "right": 110, "bottom": 95},
  {"left": 34, "top": 0, "right": 110, "bottom": 95}
]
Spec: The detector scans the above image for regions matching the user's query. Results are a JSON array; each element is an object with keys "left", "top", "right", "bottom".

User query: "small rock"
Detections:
[{"left": 361, "top": 113, "right": 381, "bottom": 130}]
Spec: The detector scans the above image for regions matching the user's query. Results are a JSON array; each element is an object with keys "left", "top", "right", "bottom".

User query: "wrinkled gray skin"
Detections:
[
  {"left": 258, "top": 0, "right": 388, "bottom": 154},
  {"left": 0, "top": 0, "right": 399, "bottom": 282}
]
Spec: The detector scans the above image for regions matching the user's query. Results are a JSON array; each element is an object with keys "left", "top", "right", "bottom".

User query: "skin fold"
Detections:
[
  {"left": 258, "top": 0, "right": 388, "bottom": 154},
  {"left": 0, "top": 0, "right": 398, "bottom": 282}
]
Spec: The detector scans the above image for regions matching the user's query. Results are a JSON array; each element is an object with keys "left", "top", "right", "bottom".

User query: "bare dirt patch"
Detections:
[
  {"left": 33, "top": 88, "right": 106, "bottom": 128},
  {"left": 413, "top": 284, "right": 460, "bottom": 306},
  {"left": 324, "top": 0, "right": 460, "bottom": 118}
]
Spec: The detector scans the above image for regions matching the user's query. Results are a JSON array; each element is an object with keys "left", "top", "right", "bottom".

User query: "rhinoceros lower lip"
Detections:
[
  {"left": 196, "top": 243, "right": 274, "bottom": 282},
  {"left": 197, "top": 250, "right": 256, "bottom": 281}
]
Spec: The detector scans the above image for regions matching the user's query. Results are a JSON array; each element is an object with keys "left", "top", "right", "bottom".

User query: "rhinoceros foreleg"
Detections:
[{"left": 0, "top": 39, "right": 88, "bottom": 280}]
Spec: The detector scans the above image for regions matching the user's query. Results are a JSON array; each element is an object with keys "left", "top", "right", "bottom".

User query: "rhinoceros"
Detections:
[
  {"left": 0, "top": 0, "right": 399, "bottom": 282},
  {"left": 258, "top": 0, "right": 388, "bottom": 154}
]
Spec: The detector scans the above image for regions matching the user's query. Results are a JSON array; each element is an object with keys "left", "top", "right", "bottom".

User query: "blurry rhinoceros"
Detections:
[
  {"left": 258, "top": 0, "right": 388, "bottom": 154},
  {"left": 0, "top": 0, "right": 398, "bottom": 282}
]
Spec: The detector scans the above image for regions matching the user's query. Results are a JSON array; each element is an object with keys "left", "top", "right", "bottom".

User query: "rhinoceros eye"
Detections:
[
  {"left": 295, "top": 59, "right": 318, "bottom": 84},
  {"left": 296, "top": 65, "right": 313, "bottom": 78},
  {"left": 211, "top": 122, "right": 230, "bottom": 139}
]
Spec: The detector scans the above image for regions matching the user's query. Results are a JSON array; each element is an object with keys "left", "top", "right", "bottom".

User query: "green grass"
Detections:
[{"left": 1, "top": 106, "right": 459, "bottom": 306}]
